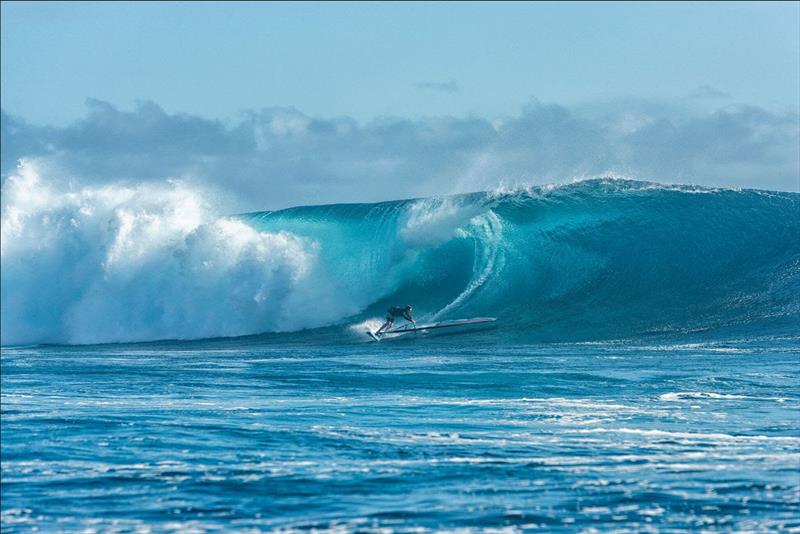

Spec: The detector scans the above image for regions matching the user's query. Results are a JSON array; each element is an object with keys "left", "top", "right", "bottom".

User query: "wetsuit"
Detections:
[
  {"left": 376, "top": 307, "right": 415, "bottom": 334},
  {"left": 386, "top": 306, "right": 413, "bottom": 324}
]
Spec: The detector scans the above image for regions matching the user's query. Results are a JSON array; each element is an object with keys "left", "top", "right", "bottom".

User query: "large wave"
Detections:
[{"left": 2, "top": 161, "right": 798, "bottom": 345}]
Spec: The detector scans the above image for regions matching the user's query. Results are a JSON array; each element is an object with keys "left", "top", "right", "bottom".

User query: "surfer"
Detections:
[{"left": 376, "top": 305, "right": 415, "bottom": 335}]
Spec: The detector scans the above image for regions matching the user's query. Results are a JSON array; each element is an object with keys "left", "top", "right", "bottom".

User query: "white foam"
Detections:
[
  {"left": 577, "top": 427, "right": 800, "bottom": 443},
  {"left": 348, "top": 318, "right": 384, "bottom": 340},
  {"left": 432, "top": 211, "right": 504, "bottom": 320},
  {"left": 399, "top": 196, "right": 491, "bottom": 249},
  {"left": 659, "top": 392, "right": 788, "bottom": 402},
  {"left": 0, "top": 161, "right": 359, "bottom": 344}
]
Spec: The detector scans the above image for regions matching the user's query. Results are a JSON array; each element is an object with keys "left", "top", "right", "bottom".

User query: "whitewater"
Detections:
[{"left": 2, "top": 163, "right": 799, "bottom": 532}]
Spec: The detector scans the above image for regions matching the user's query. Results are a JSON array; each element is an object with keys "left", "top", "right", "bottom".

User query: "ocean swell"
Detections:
[
  {"left": 2, "top": 162, "right": 799, "bottom": 345},
  {"left": 245, "top": 179, "right": 799, "bottom": 342}
]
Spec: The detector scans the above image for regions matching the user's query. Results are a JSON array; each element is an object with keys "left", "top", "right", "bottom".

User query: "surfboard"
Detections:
[{"left": 367, "top": 317, "right": 496, "bottom": 340}]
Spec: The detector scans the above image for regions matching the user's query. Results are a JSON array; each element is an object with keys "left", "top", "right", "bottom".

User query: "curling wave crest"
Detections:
[{"left": 2, "top": 161, "right": 799, "bottom": 345}]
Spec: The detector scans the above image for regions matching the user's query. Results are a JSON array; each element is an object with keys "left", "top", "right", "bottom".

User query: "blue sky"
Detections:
[
  {"left": 1, "top": 1, "right": 798, "bottom": 206},
  {"left": 2, "top": 1, "right": 798, "bottom": 125}
]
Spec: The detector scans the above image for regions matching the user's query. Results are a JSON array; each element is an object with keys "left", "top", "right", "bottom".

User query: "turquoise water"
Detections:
[
  {"left": 4, "top": 180, "right": 799, "bottom": 346},
  {"left": 2, "top": 179, "right": 799, "bottom": 530},
  {"left": 2, "top": 338, "right": 799, "bottom": 531}
]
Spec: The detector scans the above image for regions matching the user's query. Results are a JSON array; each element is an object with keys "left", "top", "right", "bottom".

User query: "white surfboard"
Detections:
[{"left": 367, "top": 317, "right": 496, "bottom": 341}]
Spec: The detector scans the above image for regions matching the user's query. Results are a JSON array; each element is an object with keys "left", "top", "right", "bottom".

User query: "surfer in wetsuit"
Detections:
[{"left": 376, "top": 305, "right": 415, "bottom": 335}]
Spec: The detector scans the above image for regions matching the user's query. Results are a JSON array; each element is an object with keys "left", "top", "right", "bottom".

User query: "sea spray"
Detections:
[{"left": 1, "top": 162, "right": 318, "bottom": 344}]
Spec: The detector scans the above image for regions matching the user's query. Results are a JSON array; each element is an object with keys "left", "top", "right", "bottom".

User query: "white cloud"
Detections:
[{"left": 2, "top": 97, "right": 798, "bottom": 212}]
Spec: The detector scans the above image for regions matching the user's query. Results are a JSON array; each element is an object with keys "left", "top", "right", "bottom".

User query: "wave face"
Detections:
[
  {"left": 245, "top": 180, "right": 800, "bottom": 342},
  {"left": 2, "top": 164, "right": 798, "bottom": 345}
]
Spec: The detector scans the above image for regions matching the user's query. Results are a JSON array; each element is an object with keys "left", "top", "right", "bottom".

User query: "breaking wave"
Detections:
[{"left": 2, "top": 161, "right": 798, "bottom": 345}]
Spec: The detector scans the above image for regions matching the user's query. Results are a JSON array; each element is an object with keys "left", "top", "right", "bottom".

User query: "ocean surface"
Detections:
[
  {"left": 2, "top": 338, "right": 799, "bottom": 532},
  {"left": 2, "top": 179, "right": 799, "bottom": 531}
]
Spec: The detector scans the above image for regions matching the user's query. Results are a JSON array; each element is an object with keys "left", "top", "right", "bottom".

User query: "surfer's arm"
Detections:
[{"left": 404, "top": 311, "right": 415, "bottom": 322}]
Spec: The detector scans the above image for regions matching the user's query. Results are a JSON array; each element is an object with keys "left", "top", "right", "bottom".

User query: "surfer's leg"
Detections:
[{"left": 376, "top": 316, "right": 393, "bottom": 334}]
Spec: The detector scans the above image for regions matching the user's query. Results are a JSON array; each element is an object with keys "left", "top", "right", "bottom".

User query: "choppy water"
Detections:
[{"left": 3, "top": 337, "right": 799, "bottom": 532}]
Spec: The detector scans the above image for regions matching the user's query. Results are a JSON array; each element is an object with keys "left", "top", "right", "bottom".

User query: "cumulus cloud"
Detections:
[{"left": 1, "top": 97, "right": 798, "bottom": 212}]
